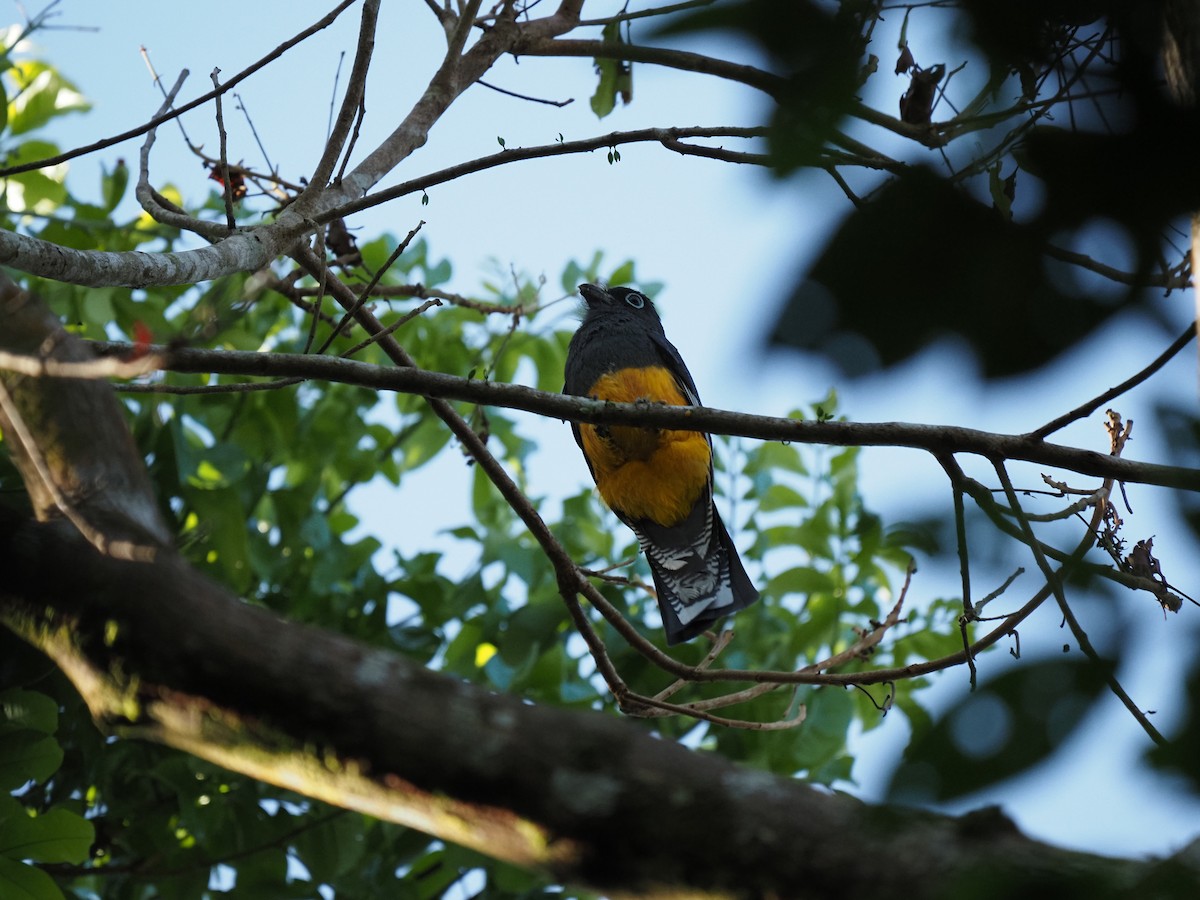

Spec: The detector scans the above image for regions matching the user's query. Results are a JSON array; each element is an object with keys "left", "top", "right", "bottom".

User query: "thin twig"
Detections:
[
  {"left": 304, "top": 226, "right": 329, "bottom": 354},
  {"left": 141, "top": 45, "right": 195, "bottom": 149},
  {"left": 304, "top": 2, "right": 379, "bottom": 206},
  {"left": 340, "top": 299, "right": 441, "bottom": 358},
  {"left": 210, "top": 68, "right": 237, "bottom": 231},
  {"left": 316, "top": 220, "right": 424, "bottom": 354},
  {"left": 0, "top": 0, "right": 361, "bottom": 177},
  {"left": 478, "top": 78, "right": 573, "bottom": 106},
  {"left": 324, "top": 126, "right": 767, "bottom": 223},
  {"left": 992, "top": 459, "right": 1167, "bottom": 746},
  {"left": 1032, "top": 323, "right": 1196, "bottom": 439},
  {"left": 939, "top": 454, "right": 977, "bottom": 689},
  {"left": 234, "top": 93, "right": 275, "bottom": 175}
]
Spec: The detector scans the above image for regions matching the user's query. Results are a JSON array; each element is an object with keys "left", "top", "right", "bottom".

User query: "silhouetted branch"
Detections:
[{"left": 77, "top": 341, "right": 1200, "bottom": 492}]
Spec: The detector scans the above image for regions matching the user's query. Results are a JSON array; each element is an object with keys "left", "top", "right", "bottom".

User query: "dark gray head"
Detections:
[{"left": 578, "top": 283, "right": 663, "bottom": 329}]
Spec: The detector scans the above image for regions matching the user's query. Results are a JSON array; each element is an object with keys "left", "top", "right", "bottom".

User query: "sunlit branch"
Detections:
[
  {"left": 325, "top": 126, "right": 768, "bottom": 222},
  {"left": 296, "top": 0, "right": 380, "bottom": 208}
]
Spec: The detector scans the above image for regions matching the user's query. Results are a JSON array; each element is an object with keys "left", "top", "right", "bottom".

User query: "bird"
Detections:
[{"left": 563, "top": 282, "right": 758, "bottom": 645}]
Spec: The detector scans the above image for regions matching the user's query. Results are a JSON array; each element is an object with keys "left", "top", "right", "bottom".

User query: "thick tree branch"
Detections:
[
  {"left": 0, "top": 224, "right": 306, "bottom": 287},
  {"left": 0, "top": 277, "right": 171, "bottom": 549},
  {"left": 5, "top": 514, "right": 1194, "bottom": 899},
  {"left": 339, "top": 1, "right": 583, "bottom": 201}
]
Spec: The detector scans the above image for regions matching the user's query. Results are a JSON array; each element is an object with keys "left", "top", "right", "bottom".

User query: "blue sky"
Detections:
[{"left": 18, "top": 0, "right": 1200, "bottom": 859}]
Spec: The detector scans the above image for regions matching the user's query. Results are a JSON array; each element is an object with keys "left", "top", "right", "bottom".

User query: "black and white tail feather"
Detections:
[{"left": 625, "top": 491, "right": 757, "bottom": 645}]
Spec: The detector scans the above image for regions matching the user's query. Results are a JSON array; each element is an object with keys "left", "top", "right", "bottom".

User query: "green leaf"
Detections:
[
  {"left": 767, "top": 566, "right": 834, "bottom": 597},
  {"left": 744, "top": 441, "right": 807, "bottom": 478},
  {"left": 231, "top": 846, "right": 289, "bottom": 890},
  {"left": 7, "top": 60, "right": 90, "bottom": 135},
  {"left": 607, "top": 259, "right": 635, "bottom": 287},
  {"left": 590, "top": 22, "right": 622, "bottom": 118},
  {"left": 886, "top": 657, "right": 1112, "bottom": 803},
  {"left": 591, "top": 60, "right": 618, "bottom": 118},
  {"left": 0, "top": 800, "right": 94, "bottom": 864},
  {"left": 0, "top": 855, "right": 63, "bottom": 900},
  {"left": 0, "top": 731, "right": 62, "bottom": 791},
  {"left": 793, "top": 686, "right": 855, "bottom": 773},
  {"left": 100, "top": 159, "right": 129, "bottom": 213},
  {"left": 1, "top": 139, "right": 67, "bottom": 214},
  {"left": 0, "top": 690, "right": 58, "bottom": 735},
  {"left": 292, "top": 813, "right": 367, "bottom": 883},
  {"left": 757, "top": 483, "right": 809, "bottom": 512}
]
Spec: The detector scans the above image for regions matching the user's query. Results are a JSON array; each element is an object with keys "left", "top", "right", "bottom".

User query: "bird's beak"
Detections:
[{"left": 578, "top": 283, "right": 612, "bottom": 307}]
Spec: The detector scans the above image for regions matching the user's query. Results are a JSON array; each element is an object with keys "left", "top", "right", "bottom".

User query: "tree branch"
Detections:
[
  {"left": 80, "top": 341, "right": 1200, "bottom": 491},
  {"left": 4, "top": 512, "right": 1189, "bottom": 899},
  {"left": 326, "top": 126, "right": 766, "bottom": 222},
  {"left": 510, "top": 36, "right": 785, "bottom": 98},
  {"left": 0, "top": 0, "right": 361, "bottom": 177}
]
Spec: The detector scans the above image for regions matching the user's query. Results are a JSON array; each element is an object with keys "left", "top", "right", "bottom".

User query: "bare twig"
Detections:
[
  {"left": 327, "top": 126, "right": 767, "bottom": 222},
  {"left": 298, "top": 0, "right": 380, "bottom": 205},
  {"left": 210, "top": 68, "right": 237, "bottom": 231},
  {"left": 0, "top": 0, "right": 361, "bottom": 177},
  {"left": 340, "top": 298, "right": 442, "bottom": 358},
  {"left": 316, "top": 220, "right": 425, "bottom": 354},
  {"left": 992, "top": 459, "right": 1167, "bottom": 746},
  {"left": 478, "top": 78, "right": 573, "bottom": 106},
  {"left": 511, "top": 36, "right": 784, "bottom": 98},
  {"left": 1032, "top": 324, "right": 1196, "bottom": 439},
  {"left": 234, "top": 93, "right": 274, "bottom": 175}
]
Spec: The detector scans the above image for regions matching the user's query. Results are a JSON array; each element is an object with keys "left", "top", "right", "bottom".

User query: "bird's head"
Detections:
[{"left": 578, "top": 283, "right": 661, "bottom": 322}]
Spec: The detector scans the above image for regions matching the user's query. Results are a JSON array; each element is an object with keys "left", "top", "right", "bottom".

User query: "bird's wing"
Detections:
[{"left": 648, "top": 332, "right": 701, "bottom": 406}]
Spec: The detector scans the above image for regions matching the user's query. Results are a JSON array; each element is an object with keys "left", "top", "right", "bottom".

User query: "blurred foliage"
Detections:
[
  {"left": 770, "top": 167, "right": 1121, "bottom": 377},
  {"left": 659, "top": 0, "right": 868, "bottom": 171},
  {"left": 885, "top": 656, "right": 1113, "bottom": 804},
  {"left": 664, "top": 0, "right": 1199, "bottom": 376},
  {"left": 1152, "top": 402, "right": 1200, "bottom": 792}
]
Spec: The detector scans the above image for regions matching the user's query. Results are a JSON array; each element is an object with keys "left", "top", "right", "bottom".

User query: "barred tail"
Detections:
[{"left": 635, "top": 501, "right": 759, "bottom": 645}]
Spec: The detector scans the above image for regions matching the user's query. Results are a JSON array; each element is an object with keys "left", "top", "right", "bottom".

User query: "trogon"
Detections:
[{"left": 563, "top": 283, "right": 759, "bottom": 644}]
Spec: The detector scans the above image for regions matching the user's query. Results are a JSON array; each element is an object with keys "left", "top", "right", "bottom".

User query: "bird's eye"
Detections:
[{"left": 624, "top": 291, "right": 646, "bottom": 309}]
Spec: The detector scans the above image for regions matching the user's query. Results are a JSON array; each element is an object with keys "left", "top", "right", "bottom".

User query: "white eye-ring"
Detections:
[{"left": 624, "top": 291, "right": 646, "bottom": 309}]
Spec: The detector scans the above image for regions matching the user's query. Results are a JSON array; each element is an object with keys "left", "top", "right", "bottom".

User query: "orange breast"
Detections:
[{"left": 579, "top": 366, "right": 711, "bottom": 526}]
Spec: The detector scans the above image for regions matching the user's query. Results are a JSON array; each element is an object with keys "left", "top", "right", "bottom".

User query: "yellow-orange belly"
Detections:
[{"left": 579, "top": 366, "right": 710, "bottom": 526}]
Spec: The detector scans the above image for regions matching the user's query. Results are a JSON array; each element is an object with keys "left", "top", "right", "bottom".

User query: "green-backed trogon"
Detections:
[{"left": 563, "top": 283, "right": 758, "bottom": 644}]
